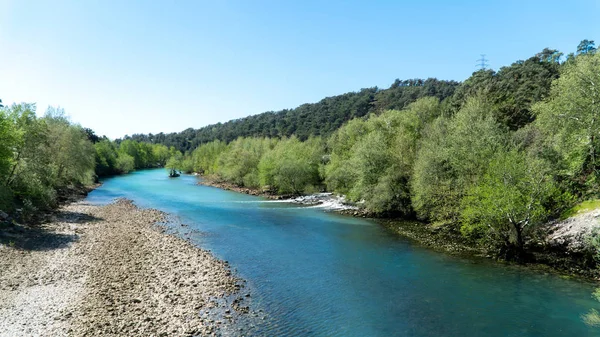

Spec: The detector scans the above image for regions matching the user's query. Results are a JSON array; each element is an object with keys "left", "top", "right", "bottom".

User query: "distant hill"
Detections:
[{"left": 124, "top": 78, "right": 459, "bottom": 152}]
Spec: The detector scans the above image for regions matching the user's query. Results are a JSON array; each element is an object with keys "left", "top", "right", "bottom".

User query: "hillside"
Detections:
[{"left": 125, "top": 78, "right": 459, "bottom": 152}]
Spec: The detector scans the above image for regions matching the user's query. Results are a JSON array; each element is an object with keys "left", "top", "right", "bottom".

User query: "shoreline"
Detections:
[
  {"left": 195, "top": 174, "right": 600, "bottom": 281},
  {"left": 196, "top": 175, "right": 372, "bottom": 217},
  {"left": 0, "top": 197, "right": 248, "bottom": 336}
]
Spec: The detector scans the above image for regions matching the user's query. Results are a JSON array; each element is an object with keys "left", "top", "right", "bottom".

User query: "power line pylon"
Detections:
[{"left": 476, "top": 54, "right": 489, "bottom": 70}]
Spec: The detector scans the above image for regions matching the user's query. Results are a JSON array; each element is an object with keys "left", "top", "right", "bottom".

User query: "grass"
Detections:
[{"left": 560, "top": 199, "right": 600, "bottom": 220}]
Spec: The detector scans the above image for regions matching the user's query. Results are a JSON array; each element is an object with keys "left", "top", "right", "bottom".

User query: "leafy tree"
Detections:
[
  {"left": 116, "top": 153, "right": 135, "bottom": 173},
  {"left": 461, "top": 149, "right": 556, "bottom": 258},
  {"left": 191, "top": 140, "right": 227, "bottom": 174},
  {"left": 152, "top": 144, "right": 171, "bottom": 167},
  {"left": 166, "top": 151, "right": 183, "bottom": 171},
  {"left": 83, "top": 127, "right": 100, "bottom": 143},
  {"left": 0, "top": 104, "right": 96, "bottom": 218},
  {"left": 95, "top": 139, "right": 119, "bottom": 176},
  {"left": 217, "top": 137, "right": 276, "bottom": 187},
  {"left": 325, "top": 118, "right": 369, "bottom": 194},
  {"left": 534, "top": 52, "right": 600, "bottom": 195},
  {"left": 412, "top": 97, "right": 507, "bottom": 223},
  {"left": 326, "top": 97, "right": 441, "bottom": 214},
  {"left": 577, "top": 39, "right": 597, "bottom": 55},
  {"left": 44, "top": 108, "right": 96, "bottom": 186},
  {"left": 449, "top": 49, "right": 561, "bottom": 129},
  {"left": 258, "top": 136, "right": 324, "bottom": 194}
]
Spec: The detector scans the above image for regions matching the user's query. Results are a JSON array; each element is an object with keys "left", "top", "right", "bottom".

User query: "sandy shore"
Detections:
[{"left": 0, "top": 199, "right": 247, "bottom": 336}]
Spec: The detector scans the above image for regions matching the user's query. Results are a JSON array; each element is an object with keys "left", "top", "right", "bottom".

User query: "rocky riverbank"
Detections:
[
  {"left": 383, "top": 212, "right": 600, "bottom": 280},
  {"left": 196, "top": 176, "right": 291, "bottom": 200},
  {"left": 197, "top": 175, "right": 370, "bottom": 216},
  {"left": 0, "top": 199, "right": 247, "bottom": 336}
]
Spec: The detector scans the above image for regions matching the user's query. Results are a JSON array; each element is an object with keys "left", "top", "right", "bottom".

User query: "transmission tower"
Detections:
[{"left": 476, "top": 54, "right": 489, "bottom": 70}]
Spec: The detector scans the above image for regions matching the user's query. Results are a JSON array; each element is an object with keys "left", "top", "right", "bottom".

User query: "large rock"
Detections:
[{"left": 546, "top": 208, "right": 600, "bottom": 252}]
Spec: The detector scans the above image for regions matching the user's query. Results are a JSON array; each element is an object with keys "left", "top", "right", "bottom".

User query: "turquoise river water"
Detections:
[{"left": 86, "top": 169, "right": 600, "bottom": 336}]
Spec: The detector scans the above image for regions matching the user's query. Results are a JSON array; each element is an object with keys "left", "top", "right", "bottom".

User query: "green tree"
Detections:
[
  {"left": 577, "top": 39, "right": 597, "bottom": 55},
  {"left": 116, "top": 153, "right": 135, "bottom": 173},
  {"left": 217, "top": 137, "right": 276, "bottom": 187},
  {"left": 94, "top": 139, "right": 119, "bottom": 176},
  {"left": 412, "top": 97, "right": 507, "bottom": 223},
  {"left": 534, "top": 52, "right": 600, "bottom": 195},
  {"left": 152, "top": 144, "right": 171, "bottom": 167},
  {"left": 259, "top": 136, "right": 324, "bottom": 195},
  {"left": 44, "top": 108, "right": 96, "bottom": 186},
  {"left": 461, "top": 149, "right": 556, "bottom": 258},
  {"left": 191, "top": 140, "right": 227, "bottom": 174}
]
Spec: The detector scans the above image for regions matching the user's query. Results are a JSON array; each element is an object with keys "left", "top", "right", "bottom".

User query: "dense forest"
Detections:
[
  {"left": 1, "top": 40, "right": 598, "bottom": 260},
  {"left": 124, "top": 78, "right": 459, "bottom": 152}
]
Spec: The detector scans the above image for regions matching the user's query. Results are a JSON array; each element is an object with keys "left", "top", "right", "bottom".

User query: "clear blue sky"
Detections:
[{"left": 0, "top": 0, "right": 598, "bottom": 139}]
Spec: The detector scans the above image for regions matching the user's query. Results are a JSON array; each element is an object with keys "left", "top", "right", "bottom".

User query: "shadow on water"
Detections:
[{"left": 0, "top": 211, "right": 103, "bottom": 251}]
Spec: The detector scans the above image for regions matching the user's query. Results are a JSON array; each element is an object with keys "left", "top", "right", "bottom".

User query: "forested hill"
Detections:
[{"left": 125, "top": 78, "right": 459, "bottom": 152}]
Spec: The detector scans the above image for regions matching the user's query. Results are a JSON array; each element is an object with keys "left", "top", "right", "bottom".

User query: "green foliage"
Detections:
[
  {"left": 460, "top": 149, "right": 556, "bottom": 254},
  {"left": 324, "top": 118, "right": 369, "bottom": 194},
  {"left": 325, "top": 97, "right": 441, "bottom": 214},
  {"left": 561, "top": 200, "right": 600, "bottom": 220},
  {"left": 95, "top": 139, "right": 119, "bottom": 176},
  {"left": 412, "top": 97, "right": 507, "bottom": 223},
  {"left": 115, "top": 153, "right": 135, "bottom": 174},
  {"left": 534, "top": 52, "right": 600, "bottom": 196},
  {"left": 152, "top": 144, "right": 171, "bottom": 167},
  {"left": 191, "top": 140, "right": 227, "bottom": 174},
  {"left": 577, "top": 39, "right": 597, "bottom": 55},
  {"left": 217, "top": 137, "right": 277, "bottom": 187},
  {"left": 449, "top": 49, "right": 560, "bottom": 129},
  {"left": 44, "top": 108, "right": 96, "bottom": 186},
  {"left": 125, "top": 78, "right": 459, "bottom": 152},
  {"left": 258, "top": 136, "right": 324, "bottom": 195},
  {"left": 0, "top": 104, "right": 96, "bottom": 218}
]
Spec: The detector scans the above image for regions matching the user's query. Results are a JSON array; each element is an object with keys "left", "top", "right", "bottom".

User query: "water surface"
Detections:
[{"left": 87, "top": 169, "right": 600, "bottom": 336}]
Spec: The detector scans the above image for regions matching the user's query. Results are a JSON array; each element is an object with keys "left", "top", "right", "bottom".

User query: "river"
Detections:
[{"left": 86, "top": 169, "right": 599, "bottom": 336}]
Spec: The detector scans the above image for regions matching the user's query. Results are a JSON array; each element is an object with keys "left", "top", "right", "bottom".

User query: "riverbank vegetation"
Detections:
[
  {"left": 164, "top": 41, "right": 599, "bottom": 260},
  {"left": 0, "top": 105, "right": 183, "bottom": 221},
  {"left": 2, "top": 40, "right": 599, "bottom": 262},
  {"left": 0, "top": 105, "right": 96, "bottom": 221}
]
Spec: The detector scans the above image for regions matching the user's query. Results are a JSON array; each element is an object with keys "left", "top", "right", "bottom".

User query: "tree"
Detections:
[
  {"left": 534, "top": 52, "right": 600, "bottom": 195},
  {"left": 217, "top": 137, "right": 276, "bottom": 187},
  {"left": 461, "top": 149, "right": 556, "bottom": 258},
  {"left": 83, "top": 127, "right": 100, "bottom": 143},
  {"left": 258, "top": 136, "right": 324, "bottom": 195},
  {"left": 449, "top": 49, "right": 561, "bottom": 129},
  {"left": 412, "top": 97, "right": 507, "bottom": 223},
  {"left": 152, "top": 144, "right": 171, "bottom": 167},
  {"left": 577, "top": 39, "right": 597, "bottom": 55},
  {"left": 325, "top": 97, "right": 441, "bottom": 214},
  {"left": 44, "top": 108, "right": 96, "bottom": 186},
  {"left": 0, "top": 104, "right": 97, "bottom": 217},
  {"left": 166, "top": 151, "right": 183, "bottom": 171},
  {"left": 191, "top": 140, "right": 227, "bottom": 174},
  {"left": 3, "top": 104, "right": 48, "bottom": 188},
  {"left": 95, "top": 139, "right": 119, "bottom": 176}
]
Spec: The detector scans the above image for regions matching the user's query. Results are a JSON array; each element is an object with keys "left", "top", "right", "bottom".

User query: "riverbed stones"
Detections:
[{"left": 0, "top": 199, "right": 244, "bottom": 336}]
